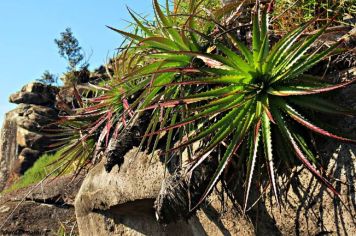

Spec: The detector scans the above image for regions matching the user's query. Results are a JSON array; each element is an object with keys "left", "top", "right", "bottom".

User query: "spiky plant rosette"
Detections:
[
  {"left": 133, "top": 4, "right": 356, "bottom": 211},
  {"left": 52, "top": 0, "right": 356, "bottom": 214}
]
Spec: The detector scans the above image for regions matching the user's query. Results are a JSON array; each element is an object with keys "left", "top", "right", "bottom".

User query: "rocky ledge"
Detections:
[
  {"left": 0, "top": 82, "right": 59, "bottom": 191},
  {"left": 74, "top": 138, "right": 356, "bottom": 235}
]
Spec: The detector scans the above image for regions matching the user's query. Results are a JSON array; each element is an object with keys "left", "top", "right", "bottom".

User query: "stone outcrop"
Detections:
[
  {"left": 0, "top": 82, "right": 59, "bottom": 191},
  {"left": 9, "top": 82, "right": 58, "bottom": 106},
  {"left": 75, "top": 138, "right": 356, "bottom": 235},
  {"left": 75, "top": 148, "right": 255, "bottom": 235},
  {"left": 0, "top": 114, "right": 18, "bottom": 192},
  {"left": 0, "top": 66, "right": 110, "bottom": 192}
]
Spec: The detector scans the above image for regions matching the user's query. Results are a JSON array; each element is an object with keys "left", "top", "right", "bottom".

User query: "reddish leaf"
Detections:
[
  {"left": 105, "top": 110, "right": 113, "bottom": 147},
  {"left": 286, "top": 105, "right": 356, "bottom": 144},
  {"left": 73, "top": 85, "right": 84, "bottom": 108},
  {"left": 287, "top": 128, "right": 340, "bottom": 196}
]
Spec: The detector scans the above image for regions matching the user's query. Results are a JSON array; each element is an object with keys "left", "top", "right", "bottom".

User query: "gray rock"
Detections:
[
  {"left": 9, "top": 82, "right": 58, "bottom": 105},
  {"left": 15, "top": 148, "right": 40, "bottom": 174},
  {"left": 21, "top": 82, "right": 59, "bottom": 94},
  {"left": 16, "top": 105, "right": 57, "bottom": 131},
  {"left": 0, "top": 82, "right": 60, "bottom": 190},
  {"left": 9, "top": 92, "right": 51, "bottom": 105},
  {"left": 75, "top": 148, "right": 166, "bottom": 218},
  {"left": 0, "top": 112, "right": 18, "bottom": 192},
  {"left": 75, "top": 135, "right": 356, "bottom": 235},
  {"left": 74, "top": 148, "right": 255, "bottom": 235},
  {"left": 20, "top": 104, "right": 58, "bottom": 118}
]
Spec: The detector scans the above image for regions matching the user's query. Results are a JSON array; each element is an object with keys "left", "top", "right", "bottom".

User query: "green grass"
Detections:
[{"left": 3, "top": 150, "right": 74, "bottom": 193}]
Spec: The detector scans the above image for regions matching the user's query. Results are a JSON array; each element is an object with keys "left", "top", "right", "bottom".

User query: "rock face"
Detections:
[
  {"left": 264, "top": 141, "right": 356, "bottom": 236},
  {"left": 0, "top": 29, "right": 354, "bottom": 235},
  {"left": 73, "top": 66, "right": 356, "bottom": 235},
  {"left": 0, "top": 114, "right": 18, "bottom": 191},
  {"left": 75, "top": 148, "right": 194, "bottom": 236},
  {"left": 75, "top": 141, "right": 356, "bottom": 236},
  {"left": 0, "top": 174, "right": 83, "bottom": 235},
  {"left": 0, "top": 82, "right": 59, "bottom": 191},
  {"left": 9, "top": 82, "right": 58, "bottom": 106},
  {"left": 75, "top": 148, "right": 255, "bottom": 235}
]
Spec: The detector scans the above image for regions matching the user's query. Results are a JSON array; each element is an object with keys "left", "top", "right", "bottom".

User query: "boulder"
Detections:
[
  {"left": 75, "top": 148, "right": 256, "bottom": 235},
  {"left": 9, "top": 92, "right": 51, "bottom": 106},
  {"left": 21, "top": 83, "right": 59, "bottom": 94},
  {"left": 75, "top": 148, "right": 186, "bottom": 236},
  {"left": 16, "top": 148, "right": 40, "bottom": 174},
  {"left": 9, "top": 82, "right": 59, "bottom": 106},
  {"left": 0, "top": 82, "right": 60, "bottom": 191},
  {"left": 16, "top": 104, "right": 57, "bottom": 131}
]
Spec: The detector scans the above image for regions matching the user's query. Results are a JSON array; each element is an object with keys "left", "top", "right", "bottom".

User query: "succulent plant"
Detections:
[
  {"left": 54, "top": 0, "right": 356, "bottom": 213},
  {"left": 124, "top": 1, "right": 356, "bottom": 211}
]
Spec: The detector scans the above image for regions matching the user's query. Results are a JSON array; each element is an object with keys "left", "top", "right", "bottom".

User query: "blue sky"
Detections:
[{"left": 0, "top": 0, "right": 154, "bottom": 124}]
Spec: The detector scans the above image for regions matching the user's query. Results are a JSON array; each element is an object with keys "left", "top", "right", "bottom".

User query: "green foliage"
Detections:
[
  {"left": 37, "top": 70, "right": 58, "bottom": 85},
  {"left": 4, "top": 150, "right": 75, "bottom": 193},
  {"left": 54, "top": 28, "right": 91, "bottom": 85},
  {"left": 55, "top": 28, "right": 86, "bottom": 71},
  {"left": 117, "top": 1, "right": 356, "bottom": 210},
  {"left": 54, "top": 0, "right": 356, "bottom": 212}
]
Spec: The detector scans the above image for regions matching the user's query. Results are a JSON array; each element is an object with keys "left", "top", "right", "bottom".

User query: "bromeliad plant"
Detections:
[
  {"left": 54, "top": 0, "right": 356, "bottom": 214},
  {"left": 135, "top": 3, "right": 356, "bottom": 211}
]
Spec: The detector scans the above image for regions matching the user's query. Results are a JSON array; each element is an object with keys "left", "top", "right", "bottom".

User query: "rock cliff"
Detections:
[
  {"left": 0, "top": 82, "right": 59, "bottom": 191},
  {"left": 74, "top": 129, "right": 356, "bottom": 235},
  {"left": 74, "top": 148, "right": 255, "bottom": 236}
]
